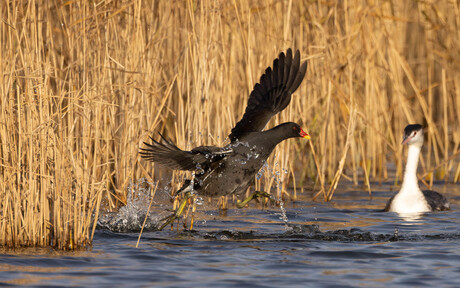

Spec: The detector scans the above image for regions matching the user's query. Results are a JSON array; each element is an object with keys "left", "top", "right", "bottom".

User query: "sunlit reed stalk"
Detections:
[
  {"left": 1, "top": 0, "right": 459, "bottom": 248},
  {"left": 136, "top": 181, "right": 158, "bottom": 248}
]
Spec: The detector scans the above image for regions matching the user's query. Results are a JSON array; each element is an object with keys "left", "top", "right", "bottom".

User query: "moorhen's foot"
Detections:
[
  {"left": 157, "top": 192, "right": 192, "bottom": 231},
  {"left": 158, "top": 213, "right": 178, "bottom": 231},
  {"left": 236, "top": 191, "right": 275, "bottom": 208}
]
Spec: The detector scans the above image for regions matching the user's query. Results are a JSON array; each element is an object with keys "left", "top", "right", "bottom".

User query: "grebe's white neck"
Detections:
[
  {"left": 400, "top": 143, "right": 422, "bottom": 194},
  {"left": 386, "top": 124, "right": 435, "bottom": 213},
  {"left": 389, "top": 141, "right": 430, "bottom": 213}
]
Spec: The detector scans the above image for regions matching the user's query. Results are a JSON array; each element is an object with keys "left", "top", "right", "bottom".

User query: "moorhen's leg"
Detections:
[
  {"left": 236, "top": 191, "right": 275, "bottom": 208},
  {"left": 158, "top": 192, "right": 192, "bottom": 231}
]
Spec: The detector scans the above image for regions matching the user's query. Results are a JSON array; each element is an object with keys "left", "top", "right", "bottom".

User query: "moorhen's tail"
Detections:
[
  {"left": 140, "top": 133, "right": 232, "bottom": 171},
  {"left": 229, "top": 49, "right": 308, "bottom": 142},
  {"left": 139, "top": 133, "right": 207, "bottom": 171}
]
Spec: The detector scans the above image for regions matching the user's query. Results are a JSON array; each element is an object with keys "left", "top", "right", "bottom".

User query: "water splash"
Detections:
[
  {"left": 275, "top": 172, "right": 290, "bottom": 230},
  {"left": 97, "top": 178, "right": 164, "bottom": 232},
  {"left": 195, "top": 196, "right": 204, "bottom": 206},
  {"left": 256, "top": 162, "right": 268, "bottom": 180},
  {"left": 200, "top": 226, "right": 408, "bottom": 242},
  {"left": 278, "top": 199, "right": 289, "bottom": 228},
  {"left": 257, "top": 161, "right": 291, "bottom": 230},
  {"left": 195, "top": 164, "right": 205, "bottom": 174}
]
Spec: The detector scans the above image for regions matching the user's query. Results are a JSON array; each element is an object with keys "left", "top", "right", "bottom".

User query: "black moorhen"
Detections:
[{"left": 140, "top": 49, "right": 309, "bottom": 228}]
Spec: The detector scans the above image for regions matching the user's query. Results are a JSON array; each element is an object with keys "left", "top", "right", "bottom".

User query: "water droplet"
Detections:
[
  {"left": 195, "top": 197, "right": 204, "bottom": 205},
  {"left": 279, "top": 198, "right": 289, "bottom": 229}
]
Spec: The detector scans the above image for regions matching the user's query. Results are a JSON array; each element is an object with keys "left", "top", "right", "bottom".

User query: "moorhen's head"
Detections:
[
  {"left": 284, "top": 122, "right": 310, "bottom": 140},
  {"left": 402, "top": 124, "right": 423, "bottom": 146}
]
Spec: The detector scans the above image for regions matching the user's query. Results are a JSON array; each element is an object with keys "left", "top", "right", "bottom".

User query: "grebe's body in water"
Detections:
[{"left": 384, "top": 124, "right": 450, "bottom": 213}]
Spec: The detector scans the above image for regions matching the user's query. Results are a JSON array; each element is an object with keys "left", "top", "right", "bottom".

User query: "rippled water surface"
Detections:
[{"left": 1, "top": 181, "right": 460, "bottom": 287}]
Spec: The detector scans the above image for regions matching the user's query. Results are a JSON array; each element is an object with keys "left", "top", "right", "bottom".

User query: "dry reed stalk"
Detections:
[
  {"left": 136, "top": 181, "right": 158, "bottom": 248},
  {"left": 325, "top": 106, "right": 358, "bottom": 201},
  {"left": 359, "top": 132, "right": 372, "bottom": 198},
  {"left": 1, "top": 0, "right": 460, "bottom": 248}
]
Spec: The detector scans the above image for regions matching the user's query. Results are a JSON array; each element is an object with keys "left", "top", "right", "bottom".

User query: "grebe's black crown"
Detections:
[{"left": 404, "top": 124, "right": 422, "bottom": 136}]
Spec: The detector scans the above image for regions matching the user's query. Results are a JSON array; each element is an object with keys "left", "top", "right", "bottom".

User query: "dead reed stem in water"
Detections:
[
  {"left": 136, "top": 181, "right": 159, "bottom": 248},
  {"left": 1, "top": 0, "right": 460, "bottom": 248},
  {"left": 325, "top": 106, "right": 357, "bottom": 201}
]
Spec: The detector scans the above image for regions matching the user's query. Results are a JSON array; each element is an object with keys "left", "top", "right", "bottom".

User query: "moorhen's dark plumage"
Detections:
[{"left": 140, "top": 49, "right": 309, "bottom": 199}]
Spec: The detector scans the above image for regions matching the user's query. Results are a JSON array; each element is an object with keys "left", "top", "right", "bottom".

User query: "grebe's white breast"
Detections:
[{"left": 387, "top": 187, "right": 430, "bottom": 213}]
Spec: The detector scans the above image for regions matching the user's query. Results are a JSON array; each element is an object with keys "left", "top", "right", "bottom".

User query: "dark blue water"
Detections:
[{"left": 1, "top": 182, "right": 459, "bottom": 287}]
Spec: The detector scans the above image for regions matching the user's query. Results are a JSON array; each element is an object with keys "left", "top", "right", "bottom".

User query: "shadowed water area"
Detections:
[{"left": 1, "top": 179, "right": 460, "bottom": 287}]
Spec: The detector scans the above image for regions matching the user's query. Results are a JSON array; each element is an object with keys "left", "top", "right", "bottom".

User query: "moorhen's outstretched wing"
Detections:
[
  {"left": 140, "top": 133, "right": 232, "bottom": 171},
  {"left": 229, "top": 49, "right": 307, "bottom": 142}
]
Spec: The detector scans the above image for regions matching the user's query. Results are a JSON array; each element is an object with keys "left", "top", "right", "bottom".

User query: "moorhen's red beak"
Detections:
[{"left": 300, "top": 128, "right": 310, "bottom": 139}]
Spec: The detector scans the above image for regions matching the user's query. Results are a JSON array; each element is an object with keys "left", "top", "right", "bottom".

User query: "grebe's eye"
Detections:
[{"left": 413, "top": 131, "right": 417, "bottom": 136}]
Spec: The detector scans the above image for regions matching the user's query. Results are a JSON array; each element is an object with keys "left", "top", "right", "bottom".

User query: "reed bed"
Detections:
[{"left": 1, "top": 0, "right": 459, "bottom": 248}]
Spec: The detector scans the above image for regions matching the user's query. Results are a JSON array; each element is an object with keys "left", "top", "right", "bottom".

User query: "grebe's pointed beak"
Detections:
[
  {"left": 300, "top": 128, "right": 310, "bottom": 140},
  {"left": 401, "top": 135, "right": 411, "bottom": 145}
]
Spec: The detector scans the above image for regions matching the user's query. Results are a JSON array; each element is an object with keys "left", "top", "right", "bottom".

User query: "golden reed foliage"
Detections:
[{"left": 1, "top": 0, "right": 459, "bottom": 248}]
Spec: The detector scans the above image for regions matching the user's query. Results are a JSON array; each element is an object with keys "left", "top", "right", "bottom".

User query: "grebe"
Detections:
[{"left": 384, "top": 124, "right": 450, "bottom": 213}]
